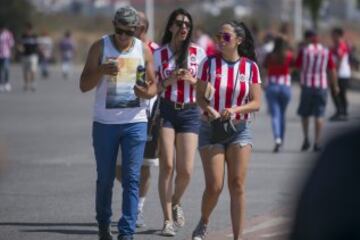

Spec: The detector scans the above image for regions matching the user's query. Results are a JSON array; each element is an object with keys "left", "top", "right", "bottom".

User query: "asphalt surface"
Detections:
[{"left": 0, "top": 65, "right": 359, "bottom": 240}]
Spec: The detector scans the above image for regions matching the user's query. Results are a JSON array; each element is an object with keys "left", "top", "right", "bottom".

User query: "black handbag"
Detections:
[
  {"left": 210, "top": 118, "right": 238, "bottom": 143},
  {"left": 209, "top": 65, "right": 241, "bottom": 144},
  {"left": 143, "top": 97, "right": 160, "bottom": 159}
]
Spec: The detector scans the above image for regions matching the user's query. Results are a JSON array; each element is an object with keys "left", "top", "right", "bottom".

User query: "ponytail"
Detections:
[{"left": 227, "top": 21, "right": 257, "bottom": 63}]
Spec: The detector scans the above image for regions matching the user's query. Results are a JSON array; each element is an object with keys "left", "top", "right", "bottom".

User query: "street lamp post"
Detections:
[
  {"left": 145, "top": 0, "right": 154, "bottom": 40},
  {"left": 294, "top": 0, "right": 302, "bottom": 42}
]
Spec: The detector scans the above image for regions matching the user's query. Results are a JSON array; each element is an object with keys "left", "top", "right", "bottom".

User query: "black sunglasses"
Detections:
[
  {"left": 174, "top": 20, "right": 191, "bottom": 28},
  {"left": 115, "top": 27, "right": 135, "bottom": 36}
]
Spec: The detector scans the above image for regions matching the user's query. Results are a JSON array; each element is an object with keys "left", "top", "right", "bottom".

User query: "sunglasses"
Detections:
[
  {"left": 115, "top": 27, "right": 135, "bottom": 36},
  {"left": 174, "top": 20, "right": 191, "bottom": 28},
  {"left": 216, "top": 32, "right": 232, "bottom": 43}
]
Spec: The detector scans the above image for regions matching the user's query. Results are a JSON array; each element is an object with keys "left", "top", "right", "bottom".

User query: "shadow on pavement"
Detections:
[
  {"left": 21, "top": 229, "right": 97, "bottom": 235},
  {"left": 135, "top": 229, "right": 159, "bottom": 235},
  {"left": 0, "top": 222, "right": 97, "bottom": 227},
  {"left": 253, "top": 149, "right": 305, "bottom": 154}
]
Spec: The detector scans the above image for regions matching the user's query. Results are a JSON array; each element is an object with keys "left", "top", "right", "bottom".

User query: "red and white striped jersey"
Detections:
[
  {"left": 331, "top": 40, "right": 351, "bottom": 78},
  {"left": 264, "top": 51, "right": 294, "bottom": 86},
  {"left": 198, "top": 56, "right": 261, "bottom": 121},
  {"left": 296, "top": 43, "right": 335, "bottom": 89},
  {"left": 153, "top": 44, "right": 206, "bottom": 103},
  {"left": 147, "top": 41, "right": 159, "bottom": 54}
]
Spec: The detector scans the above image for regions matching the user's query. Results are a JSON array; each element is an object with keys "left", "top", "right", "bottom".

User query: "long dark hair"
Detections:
[
  {"left": 271, "top": 36, "right": 287, "bottom": 64},
  {"left": 225, "top": 20, "right": 257, "bottom": 62},
  {"left": 161, "top": 8, "right": 193, "bottom": 69}
]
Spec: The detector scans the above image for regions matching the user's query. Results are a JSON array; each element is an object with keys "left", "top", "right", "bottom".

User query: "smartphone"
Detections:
[{"left": 136, "top": 65, "right": 147, "bottom": 87}]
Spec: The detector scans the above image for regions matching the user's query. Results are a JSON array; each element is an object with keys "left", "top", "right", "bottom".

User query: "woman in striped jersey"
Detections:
[
  {"left": 153, "top": 8, "right": 206, "bottom": 236},
  {"left": 193, "top": 21, "right": 261, "bottom": 240},
  {"left": 263, "top": 36, "right": 294, "bottom": 152}
]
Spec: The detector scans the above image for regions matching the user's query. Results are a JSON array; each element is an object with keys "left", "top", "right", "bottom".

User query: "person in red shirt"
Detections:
[
  {"left": 194, "top": 20, "right": 261, "bottom": 240},
  {"left": 194, "top": 26, "right": 217, "bottom": 56},
  {"left": 330, "top": 27, "right": 352, "bottom": 121},
  {"left": 296, "top": 30, "right": 338, "bottom": 152},
  {"left": 263, "top": 36, "right": 294, "bottom": 152}
]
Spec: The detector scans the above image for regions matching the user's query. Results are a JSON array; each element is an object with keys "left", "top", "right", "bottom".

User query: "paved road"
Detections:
[{"left": 0, "top": 65, "right": 359, "bottom": 240}]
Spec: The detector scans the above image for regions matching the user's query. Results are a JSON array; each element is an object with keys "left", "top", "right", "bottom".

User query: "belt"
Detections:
[{"left": 161, "top": 98, "right": 197, "bottom": 110}]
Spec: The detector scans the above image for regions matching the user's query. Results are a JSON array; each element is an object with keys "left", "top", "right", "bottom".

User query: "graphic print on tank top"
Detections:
[{"left": 105, "top": 57, "right": 142, "bottom": 109}]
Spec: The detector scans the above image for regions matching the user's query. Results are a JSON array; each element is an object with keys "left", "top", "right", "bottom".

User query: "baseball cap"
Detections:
[{"left": 113, "top": 6, "right": 139, "bottom": 27}]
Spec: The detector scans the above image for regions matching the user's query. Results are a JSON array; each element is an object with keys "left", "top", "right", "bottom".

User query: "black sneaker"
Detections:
[
  {"left": 339, "top": 114, "right": 348, "bottom": 121},
  {"left": 98, "top": 225, "right": 113, "bottom": 240},
  {"left": 313, "top": 144, "right": 322, "bottom": 152},
  {"left": 192, "top": 220, "right": 208, "bottom": 240},
  {"left": 329, "top": 114, "right": 342, "bottom": 121},
  {"left": 273, "top": 143, "right": 281, "bottom": 153},
  {"left": 301, "top": 139, "right": 310, "bottom": 151}
]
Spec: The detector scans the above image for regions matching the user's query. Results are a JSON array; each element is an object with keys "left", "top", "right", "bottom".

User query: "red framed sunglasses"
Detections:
[{"left": 216, "top": 32, "right": 232, "bottom": 43}]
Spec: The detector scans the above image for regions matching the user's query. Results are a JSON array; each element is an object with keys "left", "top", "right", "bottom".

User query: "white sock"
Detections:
[
  {"left": 275, "top": 138, "right": 282, "bottom": 144},
  {"left": 138, "top": 197, "right": 146, "bottom": 212}
]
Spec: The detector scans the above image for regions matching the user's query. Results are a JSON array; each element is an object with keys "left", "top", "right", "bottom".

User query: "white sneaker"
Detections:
[
  {"left": 161, "top": 220, "right": 175, "bottom": 236},
  {"left": 136, "top": 211, "right": 146, "bottom": 228},
  {"left": 4, "top": 83, "right": 11, "bottom": 92},
  {"left": 172, "top": 203, "right": 185, "bottom": 227}
]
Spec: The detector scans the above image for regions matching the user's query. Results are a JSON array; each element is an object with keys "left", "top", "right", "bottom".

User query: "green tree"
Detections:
[
  {"left": 0, "top": 0, "right": 34, "bottom": 38},
  {"left": 303, "top": 0, "right": 323, "bottom": 30}
]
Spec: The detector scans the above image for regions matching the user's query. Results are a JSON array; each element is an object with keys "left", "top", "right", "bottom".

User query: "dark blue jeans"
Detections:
[
  {"left": 266, "top": 84, "right": 291, "bottom": 142},
  {"left": 0, "top": 58, "right": 10, "bottom": 85},
  {"left": 92, "top": 121, "right": 147, "bottom": 236}
]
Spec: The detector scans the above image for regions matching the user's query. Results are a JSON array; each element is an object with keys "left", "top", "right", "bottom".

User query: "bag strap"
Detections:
[{"left": 230, "top": 58, "right": 242, "bottom": 106}]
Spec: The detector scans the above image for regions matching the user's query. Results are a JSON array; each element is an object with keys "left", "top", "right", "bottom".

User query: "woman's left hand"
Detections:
[
  {"left": 221, "top": 108, "right": 235, "bottom": 120},
  {"left": 178, "top": 69, "right": 197, "bottom": 85}
]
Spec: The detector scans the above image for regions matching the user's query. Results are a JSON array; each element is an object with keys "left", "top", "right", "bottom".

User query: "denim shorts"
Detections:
[
  {"left": 159, "top": 99, "right": 201, "bottom": 134},
  {"left": 198, "top": 120, "right": 253, "bottom": 150},
  {"left": 297, "top": 87, "right": 327, "bottom": 117}
]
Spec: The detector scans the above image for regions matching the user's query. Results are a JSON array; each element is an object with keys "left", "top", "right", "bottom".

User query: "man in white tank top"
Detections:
[
  {"left": 79, "top": 6, "right": 157, "bottom": 240},
  {"left": 115, "top": 11, "right": 160, "bottom": 229}
]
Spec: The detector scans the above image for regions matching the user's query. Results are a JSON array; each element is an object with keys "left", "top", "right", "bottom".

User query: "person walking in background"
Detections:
[
  {"left": 38, "top": 30, "right": 53, "bottom": 79},
  {"left": 263, "top": 36, "right": 294, "bottom": 152},
  {"left": 59, "top": 30, "right": 75, "bottom": 80},
  {"left": 0, "top": 23, "right": 14, "bottom": 92},
  {"left": 79, "top": 6, "right": 157, "bottom": 240},
  {"left": 153, "top": 8, "right": 206, "bottom": 236},
  {"left": 256, "top": 32, "right": 274, "bottom": 67},
  {"left": 194, "top": 26, "right": 217, "bottom": 56},
  {"left": 329, "top": 27, "right": 351, "bottom": 121},
  {"left": 115, "top": 11, "right": 160, "bottom": 229},
  {"left": 296, "top": 30, "right": 338, "bottom": 152},
  {"left": 194, "top": 20, "right": 261, "bottom": 240},
  {"left": 20, "top": 22, "right": 39, "bottom": 92}
]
